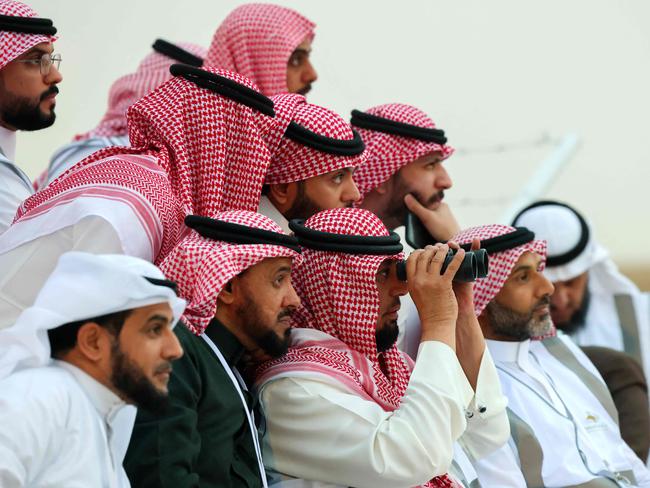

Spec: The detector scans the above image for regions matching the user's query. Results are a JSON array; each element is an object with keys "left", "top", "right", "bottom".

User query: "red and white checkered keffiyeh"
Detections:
[
  {"left": 255, "top": 207, "right": 458, "bottom": 488},
  {"left": 265, "top": 96, "right": 365, "bottom": 184},
  {"left": 205, "top": 3, "right": 315, "bottom": 96},
  {"left": 0, "top": 0, "right": 56, "bottom": 70},
  {"left": 353, "top": 103, "right": 454, "bottom": 198},
  {"left": 75, "top": 42, "right": 207, "bottom": 140},
  {"left": 159, "top": 210, "right": 302, "bottom": 335},
  {"left": 454, "top": 224, "right": 549, "bottom": 320},
  {"left": 14, "top": 68, "right": 302, "bottom": 263}
]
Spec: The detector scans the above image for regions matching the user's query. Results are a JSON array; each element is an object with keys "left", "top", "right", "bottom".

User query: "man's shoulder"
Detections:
[
  {"left": 169, "top": 324, "right": 237, "bottom": 391},
  {"left": 0, "top": 366, "right": 78, "bottom": 419}
]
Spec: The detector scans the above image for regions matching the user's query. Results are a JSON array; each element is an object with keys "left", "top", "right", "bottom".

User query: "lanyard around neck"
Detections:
[
  {"left": 497, "top": 357, "right": 631, "bottom": 486},
  {"left": 200, "top": 333, "right": 268, "bottom": 488}
]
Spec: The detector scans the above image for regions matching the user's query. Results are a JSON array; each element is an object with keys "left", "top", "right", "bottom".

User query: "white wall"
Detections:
[{"left": 21, "top": 0, "right": 650, "bottom": 266}]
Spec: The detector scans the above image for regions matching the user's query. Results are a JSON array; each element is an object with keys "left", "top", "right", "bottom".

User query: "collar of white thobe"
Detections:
[
  {"left": 257, "top": 194, "right": 290, "bottom": 234},
  {"left": 0, "top": 126, "right": 17, "bottom": 161},
  {"left": 55, "top": 360, "right": 135, "bottom": 487},
  {"left": 55, "top": 360, "right": 125, "bottom": 418},
  {"left": 486, "top": 338, "right": 565, "bottom": 411},
  {"left": 485, "top": 338, "right": 530, "bottom": 364}
]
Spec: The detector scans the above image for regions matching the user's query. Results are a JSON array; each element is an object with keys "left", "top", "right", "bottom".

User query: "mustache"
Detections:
[
  {"left": 385, "top": 297, "right": 400, "bottom": 314},
  {"left": 40, "top": 85, "right": 59, "bottom": 101},
  {"left": 297, "top": 84, "right": 312, "bottom": 96},
  {"left": 426, "top": 190, "right": 445, "bottom": 206},
  {"left": 277, "top": 308, "right": 294, "bottom": 321},
  {"left": 154, "top": 361, "right": 172, "bottom": 375},
  {"left": 534, "top": 295, "right": 551, "bottom": 309},
  {"left": 411, "top": 190, "right": 445, "bottom": 207}
]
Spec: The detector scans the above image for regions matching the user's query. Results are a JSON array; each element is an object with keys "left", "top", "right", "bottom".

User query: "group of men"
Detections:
[{"left": 0, "top": 1, "right": 649, "bottom": 487}]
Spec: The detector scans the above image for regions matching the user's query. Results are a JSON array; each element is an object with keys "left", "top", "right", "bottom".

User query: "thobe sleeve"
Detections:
[
  {"left": 457, "top": 348, "right": 510, "bottom": 460},
  {"left": 260, "top": 340, "right": 473, "bottom": 488},
  {"left": 124, "top": 347, "right": 202, "bottom": 488},
  {"left": 471, "top": 440, "right": 528, "bottom": 487}
]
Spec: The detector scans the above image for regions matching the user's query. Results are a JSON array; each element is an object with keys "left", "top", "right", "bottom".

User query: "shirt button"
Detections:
[
  {"left": 465, "top": 410, "right": 474, "bottom": 419},
  {"left": 478, "top": 405, "right": 487, "bottom": 413}
]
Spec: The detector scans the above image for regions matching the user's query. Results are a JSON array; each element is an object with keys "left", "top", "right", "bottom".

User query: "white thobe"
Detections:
[
  {"left": 0, "top": 126, "right": 33, "bottom": 234},
  {"left": 47, "top": 135, "right": 129, "bottom": 183},
  {"left": 0, "top": 154, "right": 164, "bottom": 330},
  {"left": 474, "top": 336, "right": 650, "bottom": 487},
  {"left": 258, "top": 330, "right": 509, "bottom": 488},
  {"left": 0, "top": 360, "right": 136, "bottom": 487}
]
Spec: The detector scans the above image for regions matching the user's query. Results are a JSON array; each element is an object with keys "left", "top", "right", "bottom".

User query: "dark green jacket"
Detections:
[{"left": 124, "top": 320, "right": 262, "bottom": 487}]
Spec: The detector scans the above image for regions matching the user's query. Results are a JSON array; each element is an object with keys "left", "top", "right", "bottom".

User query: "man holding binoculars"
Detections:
[{"left": 253, "top": 208, "right": 508, "bottom": 487}]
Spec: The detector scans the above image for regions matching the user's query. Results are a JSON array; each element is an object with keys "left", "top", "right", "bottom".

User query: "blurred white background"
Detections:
[{"left": 21, "top": 0, "right": 650, "bottom": 284}]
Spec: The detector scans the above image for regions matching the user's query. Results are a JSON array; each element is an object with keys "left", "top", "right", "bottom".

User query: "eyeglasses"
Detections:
[{"left": 13, "top": 53, "right": 62, "bottom": 76}]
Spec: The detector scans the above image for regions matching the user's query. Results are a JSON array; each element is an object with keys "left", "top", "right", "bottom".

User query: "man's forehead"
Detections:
[
  {"left": 513, "top": 251, "right": 543, "bottom": 269},
  {"left": 253, "top": 255, "right": 295, "bottom": 272},
  {"left": 20, "top": 42, "right": 53, "bottom": 57},
  {"left": 293, "top": 38, "right": 312, "bottom": 53},
  {"left": 131, "top": 302, "right": 174, "bottom": 320},
  {"left": 308, "top": 166, "right": 354, "bottom": 182},
  {"left": 377, "top": 258, "right": 395, "bottom": 269},
  {"left": 414, "top": 152, "right": 443, "bottom": 165}
]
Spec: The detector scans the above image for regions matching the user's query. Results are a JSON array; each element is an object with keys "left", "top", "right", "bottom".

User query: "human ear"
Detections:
[
  {"left": 76, "top": 323, "right": 110, "bottom": 362},
  {"left": 217, "top": 278, "right": 239, "bottom": 306},
  {"left": 268, "top": 183, "right": 292, "bottom": 205}
]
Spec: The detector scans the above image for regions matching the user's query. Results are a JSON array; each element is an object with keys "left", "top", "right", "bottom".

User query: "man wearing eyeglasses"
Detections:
[{"left": 0, "top": 0, "right": 62, "bottom": 233}]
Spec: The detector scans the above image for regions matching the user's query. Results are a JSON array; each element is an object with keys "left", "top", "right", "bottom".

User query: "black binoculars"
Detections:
[{"left": 395, "top": 248, "right": 489, "bottom": 283}]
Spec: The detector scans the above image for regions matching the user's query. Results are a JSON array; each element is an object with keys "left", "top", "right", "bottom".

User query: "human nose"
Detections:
[
  {"left": 537, "top": 274, "right": 555, "bottom": 298},
  {"left": 45, "top": 63, "right": 63, "bottom": 84},
  {"left": 435, "top": 164, "right": 452, "bottom": 190},
  {"left": 162, "top": 327, "right": 184, "bottom": 361},
  {"left": 342, "top": 177, "right": 361, "bottom": 204},
  {"left": 302, "top": 59, "right": 317, "bottom": 84},
  {"left": 283, "top": 281, "right": 301, "bottom": 309},
  {"left": 390, "top": 270, "right": 408, "bottom": 297}
]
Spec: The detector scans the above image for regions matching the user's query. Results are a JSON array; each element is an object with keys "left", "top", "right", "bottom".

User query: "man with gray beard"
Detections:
[{"left": 453, "top": 224, "right": 650, "bottom": 487}]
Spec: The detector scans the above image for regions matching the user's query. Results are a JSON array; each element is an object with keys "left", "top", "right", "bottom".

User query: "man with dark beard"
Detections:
[
  {"left": 258, "top": 96, "right": 364, "bottom": 233},
  {"left": 0, "top": 0, "right": 62, "bottom": 232},
  {"left": 124, "top": 210, "right": 303, "bottom": 488},
  {"left": 351, "top": 103, "right": 458, "bottom": 239},
  {"left": 454, "top": 224, "right": 650, "bottom": 487},
  {"left": 254, "top": 208, "right": 509, "bottom": 487},
  {"left": 350, "top": 104, "right": 458, "bottom": 359},
  {"left": 0, "top": 252, "right": 185, "bottom": 487}
]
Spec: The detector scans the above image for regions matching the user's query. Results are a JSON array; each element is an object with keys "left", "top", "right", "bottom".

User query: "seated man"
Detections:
[
  {"left": 512, "top": 200, "right": 650, "bottom": 380},
  {"left": 513, "top": 200, "right": 650, "bottom": 462},
  {"left": 206, "top": 3, "right": 317, "bottom": 96},
  {"left": 45, "top": 39, "right": 206, "bottom": 184},
  {"left": 454, "top": 224, "right": 650, "bottom": 486},
  {"left": 351, "top": 103, "right": 459, "bottom": 359},
  {"left": 254, "top": 208, "right": 509, "bottom": 487},
  {"left": 0, "top": 251, "right": 185, "bottom": 487},
  {"left": 0, "top": 0, "right": 61, "bottom": 231},
  {"left": 351, "top": 103, "right": 458, "bottom": 241},
  {"left": 259, "top": 96, "right": 363, "bottom": 232},
  {"left": 124, "top": 210, "right": 303, "bottom": 487}
]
